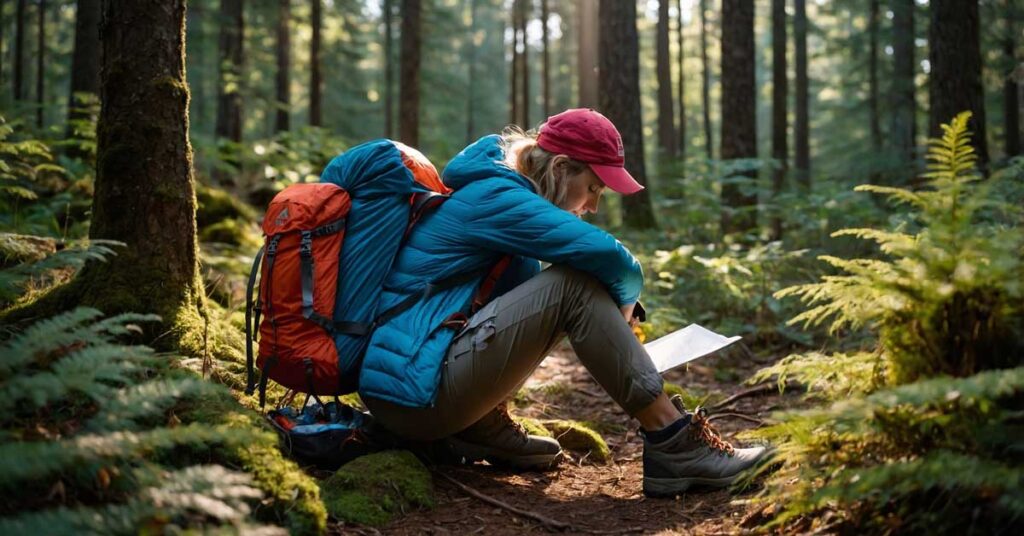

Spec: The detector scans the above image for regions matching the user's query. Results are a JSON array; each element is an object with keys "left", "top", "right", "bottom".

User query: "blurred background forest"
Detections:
[{"left": 0, "top": 0, "right": 1022, "bottom": 534}]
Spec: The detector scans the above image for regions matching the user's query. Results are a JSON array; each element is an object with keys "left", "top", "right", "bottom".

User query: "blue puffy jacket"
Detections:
[{"left": 358, "top": 135, "right": 644, "bottom": 407}]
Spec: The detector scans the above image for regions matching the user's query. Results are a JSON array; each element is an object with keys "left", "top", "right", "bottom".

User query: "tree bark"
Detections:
[
  {"left": 309, "top": 0, "right": 322, "bottom": 127},
  {"left": 794, "top": 0, "right": 810, "bottom": 189},
  {"left": 677, "top": 0, "right": 685, "bottom": 157},
  {"left": 274, "top": 0, "right": 291, "bottom": 133},
  {"left": 14, "top": 0, "right": 25, "bottom": 100},
  {"left": 68, "top": 0, "right": 101, "bottom": 132},
  {"left": 889, "top": 0, "right": 916, "bottom": 171},
  {"left": 384, "top": 0, "right": 393, "bottom": 138},
  {"left": 35, "top": 0, "right": 44, "bottom": 128},
  {"left": 770, "top": 0, "right": 787, "bottom": 240},
  {"left": 868, "top": 0, "right": 881, "bottom": 155},
  {"left": 215, "top": 0, "right": 243, "bottom": 143},
  {"left": 541, "top": 0, "right": 550, "bottom": 119},
  {"left": 465, "top": 0, "right": 478, "bottom": 143},
  {"left": 82, "top": 0, "right": 203, "bottom": 328},
  {"left": 577, "top": 0, "right": 598, "bottom": 108},
  {"left": 399, "top": 0, "right": 421, "bottom": 146},
  {"left": 656, "top": 0, "right": 676, "bottom": 157},
  {"left": 719, "top": 0, "right": 756, "bottom": 235},
  {"left": 599, "top": 0, "right": 656, "bottom": 229},
  {"left": 928, "top": 0, "right": 987, "bottom": 170},
  {"left": 518, "top": 0, "right": 530, "bottom": 127},
  {"left": 1003, "top": 0, "right": 1019, "bottom": 157},
  {"left": 700, "top": 0, "right": 712, "bottom": 159},
  {"left": 509, "top": 1, "right": 518, "bottom": 125}
]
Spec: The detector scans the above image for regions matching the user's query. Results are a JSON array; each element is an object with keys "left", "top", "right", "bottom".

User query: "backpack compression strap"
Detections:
[{"left": 244, "top": 245, "right": 265, "bottom": 396}]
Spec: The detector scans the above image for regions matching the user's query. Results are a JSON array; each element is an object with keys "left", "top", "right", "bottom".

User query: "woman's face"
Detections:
[{"left": 559, "top": 164, "right": 606, "bottom": 218}]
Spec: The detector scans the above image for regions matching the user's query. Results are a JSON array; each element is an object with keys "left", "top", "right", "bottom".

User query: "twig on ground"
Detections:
[
  {"left": 434, "top": 471, "right": 572, "bottom": 531},
  {"left": 708, "top": 412, "right": 764, "bottom": 426},
  {"left": 711, "top": 381, "right": 802, "bottom": 410}
]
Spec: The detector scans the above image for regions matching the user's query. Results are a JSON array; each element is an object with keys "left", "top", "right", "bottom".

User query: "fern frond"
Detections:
[
  {"left": 854, "top": 184, "right": 927, "bottom": 209},
  {"left": 0, "top": 423, "right": 268, "bottom": 488},
  {"left": 0, "top": 307, "right": 105, "bottom": 376},
  {"left": 86, "top": 378, "right": 222, "bottom": 432}
]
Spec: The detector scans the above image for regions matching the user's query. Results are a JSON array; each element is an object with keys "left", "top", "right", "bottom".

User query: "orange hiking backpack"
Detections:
[{"left": 244, "top": 140, "right": 452, "bottom": 408}]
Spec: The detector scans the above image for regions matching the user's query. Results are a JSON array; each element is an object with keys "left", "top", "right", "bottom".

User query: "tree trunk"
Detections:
[
  {"left": 14, "top": 0, "right": 25, "bottom": 100},
  {"left": 274, "top": 0, "right": 291, "bottom": 133},
  {"left": 656, "top": 0, "right": 676, "bottom": 157},
  {"left": 541, "top": 0, "right": 550, "bottom": 118},
  {"left": 81, "top": 0, "right": 203, "bottom": 330},
  {"left": 35, "top": 0, "right": 44, "bottom": 128},
  {"left": 215, "top": 0, "right": 243, "bottom": 143},
  {"left": 68, "top": 0, "right": 101, "bottom": 132},
  {"left": 868, "top": 0, "right": 881, "bottom": 155},
  {"left": 700, "top": 0, "right": 712, "bottom": 159},
  {"left": 1003, "top": 0, "right": 1019, "bottom": 157},
  {"left": 399, "top": 0, "right": 421, "bottom": 146},
  {"left": 794, "top": 0, "right": 810, "bottom": 189},
  {"left": 509, "top": 2, "right": 518, "bottom": 125},
  {"left": 465, "top": 0, "right": 478, "bottom": 143},
  {"left": 770, "top": 0, "right": 787, "bottom": 240},
  {"left": 889, "top": 0, "right": 916, "bottom": 171},
  {"left": 599, "top": 0, "right": 656, "bottom": 229},
  {"left": 676, "top": 0, "right": 685, "bottom": 157},
  {"left": 928, "top": 0, "right": 987, "bottom": 170},
  {"left": 384, "top": 0, "right": 393, "bottom": 138},
  {"left": 309, "top": 0, "right": 322, "bottom": 127},
  {"left": 719, "top": 0, "right": 756, "bottom": 235},
  {"left": 577, "top": 0, "right": 598, "bottom": 108},
  {"left": 518, "top": 0, "right": 529, "bottom": 127}
]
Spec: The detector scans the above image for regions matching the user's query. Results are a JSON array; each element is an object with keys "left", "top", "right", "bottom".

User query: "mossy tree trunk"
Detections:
[
  {"left": 599, "top": 0, "right": 657, "bottom": 229},
  {"left": 77, "top": 0, "right": 204, "bottom": 339},
  {"left": 720, "top": 0, "right": 757, "bottom": 235},
  {"left": 67, "top": 0, "right": 101, "bottom": 138}
]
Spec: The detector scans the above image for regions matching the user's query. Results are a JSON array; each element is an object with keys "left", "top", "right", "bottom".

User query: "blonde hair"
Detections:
[{"left": 498, "top": 126, "right": 588, "bottom": 207}]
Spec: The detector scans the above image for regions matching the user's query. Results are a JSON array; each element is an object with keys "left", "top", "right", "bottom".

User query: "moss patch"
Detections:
[
  {"left": 514, "top": 416, "right": 553, "bottom": 438},
  {"left": 543, "top": 420, "right": 611, "bottom": 463},
  {"left": 200, "top": 219, "right": 262, "bottom": 249},
  {"left": 177, "top": 388, "right": 327, "bottom": 536},
  {"left": 196, "top": 183, "right": 257, "bottom": 229},
  {"left": 320, "top": 450, "right": 434, "bottom": 527}
]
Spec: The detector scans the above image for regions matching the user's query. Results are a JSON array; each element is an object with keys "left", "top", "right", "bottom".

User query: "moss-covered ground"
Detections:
[{"left": 319, "top": 450, "right": 434, "bottom": 527}]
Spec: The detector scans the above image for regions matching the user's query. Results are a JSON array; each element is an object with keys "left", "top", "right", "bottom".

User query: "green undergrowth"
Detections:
[
  {"left": 744, "top": 113, "right": 1024, "bottom": 534},
  {"left": 319, "top": 450, "right": 434, "bottom": 527},
  {"left": 515, "top": 417, "right": 610, "bottom": 463}
]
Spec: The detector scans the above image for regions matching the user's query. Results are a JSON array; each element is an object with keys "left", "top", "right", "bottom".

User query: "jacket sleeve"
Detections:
[{"left": 458, "top": 180, "right": 644, "bottom": 305}]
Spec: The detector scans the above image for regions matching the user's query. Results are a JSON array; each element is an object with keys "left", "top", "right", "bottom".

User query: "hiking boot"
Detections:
[
  {"left": 446, "top": 403, "right": 563, "bottom": 469},
  {"left": 642, "top": 395, "right": 767, "bottom": 497}
]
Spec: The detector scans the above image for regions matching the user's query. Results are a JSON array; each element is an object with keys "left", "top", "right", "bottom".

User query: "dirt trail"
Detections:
[{"left": 335, "top": 343, "right": 799, "bottom": 535}]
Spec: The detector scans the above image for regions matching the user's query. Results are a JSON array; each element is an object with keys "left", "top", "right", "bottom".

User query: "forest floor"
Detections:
[{"left": 331, "top": 342, "right": 802, "bottom": 535}]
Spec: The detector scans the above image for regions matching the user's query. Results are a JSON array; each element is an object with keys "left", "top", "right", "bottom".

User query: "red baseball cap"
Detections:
[{"left": 536, "top": 108, "right": 644, "bottom": 194}]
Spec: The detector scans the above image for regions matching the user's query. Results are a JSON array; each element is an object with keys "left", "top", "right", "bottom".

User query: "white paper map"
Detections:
[{"left": 644, "top": 324, "right": 743, "bottom": 374}]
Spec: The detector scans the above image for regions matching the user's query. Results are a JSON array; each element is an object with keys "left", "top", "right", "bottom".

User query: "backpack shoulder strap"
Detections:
[{"left": 244, "top": 245, "right": 265, "bottom": 396}]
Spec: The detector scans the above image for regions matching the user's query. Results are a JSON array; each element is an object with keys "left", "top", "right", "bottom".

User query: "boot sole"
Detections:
[
  {"left": 447, "top": 437, "right": 562, "bottom": 469},
  {"left": 642, "top": 475, "right": 736, "bottom": 497}
]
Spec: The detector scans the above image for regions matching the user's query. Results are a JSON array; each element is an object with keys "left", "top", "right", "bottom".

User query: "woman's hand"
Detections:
[{"left": 619, "top": 303, "right": 638, "bottom": 328}]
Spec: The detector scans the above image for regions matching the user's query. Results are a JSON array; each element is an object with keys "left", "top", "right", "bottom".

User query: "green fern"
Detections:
[{"left": 746, "top": 114, "right": 1024, "bottom": 533}]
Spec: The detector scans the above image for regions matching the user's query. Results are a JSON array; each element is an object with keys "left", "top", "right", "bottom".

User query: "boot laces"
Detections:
[
  {"left": 496, "top": 403, "right": 528, "bottom": 437},
  {"left": 691, "top": 407, "right": 735, "bottom": 455}
]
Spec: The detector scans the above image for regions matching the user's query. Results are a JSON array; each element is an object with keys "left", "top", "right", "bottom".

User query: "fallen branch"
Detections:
[
  {"left": 711, "top": 381, "right": 803, "bottom": 411},
  {"left": 434, "top": 471, "right": 572, "bottom": 531}
]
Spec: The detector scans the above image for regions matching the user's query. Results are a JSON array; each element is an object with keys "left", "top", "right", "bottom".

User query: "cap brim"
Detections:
[{"left": 589, "top": 163, "right": 645, "bottom": 194}]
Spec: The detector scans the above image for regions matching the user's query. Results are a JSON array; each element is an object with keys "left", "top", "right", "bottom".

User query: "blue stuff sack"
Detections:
[{"left": 267, "top": 401, "right": 382, "bottom": 470}]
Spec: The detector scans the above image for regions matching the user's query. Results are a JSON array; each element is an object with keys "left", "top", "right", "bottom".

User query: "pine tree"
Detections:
[
  {"left": 794, "top": 0, "right": 810, "bottom": 189},
  {"left": 399, "top": 0, "right": 421, "bottom": 145},
  {"left": 720, "top": 0, "right": 757, "bottom": 234},
  {"left": 68, "top": 0, "right": 101, "bottom": 137},
  {"left": 889, "top": 0, "right": 916, "bottom": 172},
  {"left": 656, "top": 0, "right": 676, "bottom": 157},
  {"left": 770, "top": 0, "right": 787, "bottom": 240},
  {"left": 275, "top": 0, "right": 291, "bottom": 132},
  {"left": 309, "top": 0, "right": 323, "bottom": 127}
]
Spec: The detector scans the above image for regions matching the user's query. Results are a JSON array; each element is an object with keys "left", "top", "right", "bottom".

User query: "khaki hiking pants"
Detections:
[{"left": 363, "top": 265, "right": 664, "bottom": 441}]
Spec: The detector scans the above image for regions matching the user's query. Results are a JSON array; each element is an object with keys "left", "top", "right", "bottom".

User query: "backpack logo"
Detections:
[{"left": 274, "top": 207, "right": 290, "bottom": 227}]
